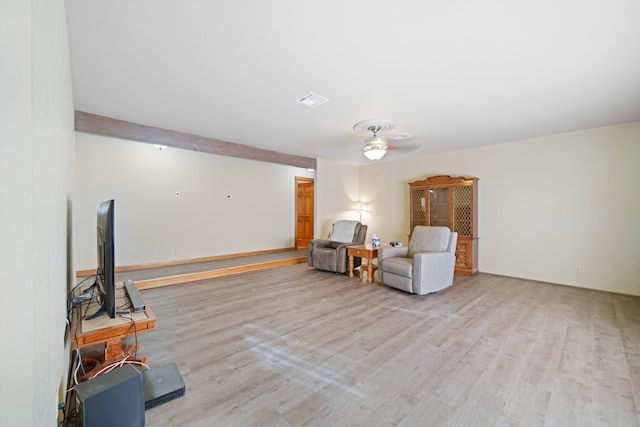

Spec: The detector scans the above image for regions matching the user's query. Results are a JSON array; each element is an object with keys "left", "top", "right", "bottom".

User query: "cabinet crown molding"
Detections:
[{"left": 409, "top": 175, "right": 478, "bottom": 186}]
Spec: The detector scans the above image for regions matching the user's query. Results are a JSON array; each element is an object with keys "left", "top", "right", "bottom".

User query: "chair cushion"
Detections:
[
  {"left": 379, "top": 257, "right": 413, "bottom": 278},
  {"left": 408, "top": 226, "right": 451, "bottom": 256},
  {"left": 329, "top": 220, "right": 360, "bottom": 243}
]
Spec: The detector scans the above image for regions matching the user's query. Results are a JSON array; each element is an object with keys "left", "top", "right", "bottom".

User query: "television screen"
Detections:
[{"left": 90, "top": 199, "right": 117, "bottom": 319}]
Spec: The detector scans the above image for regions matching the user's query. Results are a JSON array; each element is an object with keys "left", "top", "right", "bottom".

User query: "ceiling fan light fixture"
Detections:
[
  {"left": 362, "top": 126, "right": 389, "bottom": 160},
  {"left": 354, "top": 119, "right": 395, "bottom": 161},
  {"left": 363, "top": 148, "right": 387, "bottom": 161},
  {"left": 364, "top": 135, "right": 387, "bottom": 146},
  {"left": 363, "top": 141, "right": 388, "bottom": 160}
]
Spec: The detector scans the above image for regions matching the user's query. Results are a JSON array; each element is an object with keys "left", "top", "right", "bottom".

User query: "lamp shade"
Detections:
[
  {"left": 363, "top": 135, "right": 388, "bottom": 160},
  {"left": 363, "top": 148, "right": 387, "bottom": 160}
]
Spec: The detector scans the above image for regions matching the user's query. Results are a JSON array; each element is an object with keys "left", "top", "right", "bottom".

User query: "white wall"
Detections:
[
  {"left": 0, "top": 1, "right": 75, "bottom": 425},
  {"left": 314, "top": 159, "right": 362, "bottom": 239},
  {"left": 74, "top": 123, "right": 640, "bottom": 296},
  {"left": 74, "top": 133, "right": 314, "bottom": 269},
  {"left": 360, "top": 122, "right": 640, "bottom": 295}
]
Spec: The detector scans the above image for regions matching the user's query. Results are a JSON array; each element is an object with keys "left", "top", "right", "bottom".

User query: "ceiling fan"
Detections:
[
  {"left": 362, "top": 125, "right": 389, "bottom": 160},
  {"left": 354, "top": 119, "right": 418, "bottom": 161}
]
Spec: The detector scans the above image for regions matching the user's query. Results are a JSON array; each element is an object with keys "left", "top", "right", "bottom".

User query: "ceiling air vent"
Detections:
[
  {"left": 391, "top": 133, "right": 412, "bottom": 141},
  {"left": 296, "top": 92, "right": 329, "bottom": 108}
]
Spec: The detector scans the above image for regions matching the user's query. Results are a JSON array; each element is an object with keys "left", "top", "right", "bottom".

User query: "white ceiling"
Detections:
[{"left": 64, "top": 0, "right": 640, "bottom": 165}]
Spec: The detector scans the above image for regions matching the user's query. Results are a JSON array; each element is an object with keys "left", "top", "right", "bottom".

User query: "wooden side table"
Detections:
[
  {"left": 348, "top": 244, "right": 379, "bottom": 283},
  {"left": 70, "top": 282, "right": 156, "bottom": 380}
]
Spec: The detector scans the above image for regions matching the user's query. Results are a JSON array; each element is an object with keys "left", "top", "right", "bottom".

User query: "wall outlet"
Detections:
[
  {"left": 575, "top": 265, "right": 582, "bottom": 273},
  {"left": 175, "top": 247, "right": 181, "bottom": 254}
]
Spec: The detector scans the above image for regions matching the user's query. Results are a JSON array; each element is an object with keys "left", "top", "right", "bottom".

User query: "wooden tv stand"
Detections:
[{"left": 70, "top": 281, "right": 156, "bottom": 380}]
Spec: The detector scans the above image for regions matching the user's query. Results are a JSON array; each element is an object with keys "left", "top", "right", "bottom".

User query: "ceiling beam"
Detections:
[{"left": 74, "top": 111, "right": 317, "bottom": 170}]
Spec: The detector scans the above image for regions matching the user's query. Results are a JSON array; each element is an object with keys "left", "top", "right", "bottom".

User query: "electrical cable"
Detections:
[
  {"left": 83, "top": 284, "right": 102, "bottom": 320},
  {"left": 67, "top": 274, "right": 97, "bottom": 320},
  {"left": 91, "top": 357, "right": 150, "bottom": 378},
  {"left": 67, "top": 281, "right": 146, "bottom": 391},
  {"left": 72, "top": 348, "right": 87, "bottom": 386},
  {"left": 119, "top": 312, "right": 139, "bottom": 360}
]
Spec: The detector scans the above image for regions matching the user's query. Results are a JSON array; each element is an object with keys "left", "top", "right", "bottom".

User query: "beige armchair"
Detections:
[
  {"left": 308, "top": 221, "right": 368, "bottom": 274},
  {"left": 378, "top": 226, "right": 458, "bottom": 295}
]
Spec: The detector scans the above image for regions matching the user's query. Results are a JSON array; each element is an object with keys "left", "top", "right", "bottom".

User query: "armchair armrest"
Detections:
[
  {"left": 378, "top": 246, "right": 409, "bottom": 261},
  {"left": 310, "top": 239, "right": 353, "bottom": 250},
  {"left": 335, "top": 242, "right": 363, "bottom": 272},
  {"left": 412, "top": 251, "right": 456, "bottom": 293},
  {"left": 333, "top": 242, "right": 358, "bottom": 259},
  {"left": 309, "top": 239, "right": 332, "bottom": 250},
  {"left": 412, "top": 251, "right": 455, "bottom": 266}
]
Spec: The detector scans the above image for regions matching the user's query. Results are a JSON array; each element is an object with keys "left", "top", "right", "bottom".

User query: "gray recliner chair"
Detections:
[
  {"left": 308, "top": 220, "right": 368, "bottom": 274},
  {"left": 378, "top": 226, "right": 458, "bottom": 295}
]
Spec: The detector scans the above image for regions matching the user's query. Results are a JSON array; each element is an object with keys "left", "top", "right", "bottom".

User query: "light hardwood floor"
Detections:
[
  {"left": 115, "top": 248, "right": 308, "bottom": 289},
  {"left": 137, "top": 264, "right": 640, "bottom": 426}
]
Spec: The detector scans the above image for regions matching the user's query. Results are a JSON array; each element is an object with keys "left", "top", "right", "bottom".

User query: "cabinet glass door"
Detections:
[
  {"left": 410, "top": 188, "right": 426, "bottom": 232},
  {"left": 429, "top": 188, "right": 449, "bottom": 227},
  {"left": 453, "top": 186, "right": 472, "bottom": 236}
]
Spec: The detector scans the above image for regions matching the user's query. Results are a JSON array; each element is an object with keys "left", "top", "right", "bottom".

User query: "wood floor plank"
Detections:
[{"left": 134, "top": 265, "right": 640, "bottom": 426}]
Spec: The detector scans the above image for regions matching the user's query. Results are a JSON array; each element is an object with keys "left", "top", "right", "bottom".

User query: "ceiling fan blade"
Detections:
[{"left": 387, "top": 140, "right": 420, "bottom": 152}]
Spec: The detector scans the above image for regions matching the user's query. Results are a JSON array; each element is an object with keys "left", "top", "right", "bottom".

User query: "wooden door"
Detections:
[{"left": 295, "top": 177, "right": 314, "bottom": 249}]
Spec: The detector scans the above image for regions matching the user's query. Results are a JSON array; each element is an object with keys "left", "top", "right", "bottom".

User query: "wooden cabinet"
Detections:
[{"left": 409, "top": 175, "right": 479, "bottom": 275}]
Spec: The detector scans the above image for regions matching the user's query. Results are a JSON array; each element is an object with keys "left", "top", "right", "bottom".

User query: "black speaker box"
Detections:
[
  {"left": 142, "top": 362, "right": 185, "bottom": 409},
  {"left": 75, "top": 364, "right": 144, "bottom": 427}
]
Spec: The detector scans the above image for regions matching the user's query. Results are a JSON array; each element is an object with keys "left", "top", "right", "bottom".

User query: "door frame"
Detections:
[{"left": 295, "top": 177, "right": 314, "bottom": 249}]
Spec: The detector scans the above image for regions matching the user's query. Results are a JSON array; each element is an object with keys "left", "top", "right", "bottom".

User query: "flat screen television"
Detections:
[{"left": 88, "top": 199, "right": 117, "bottom": 319}]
